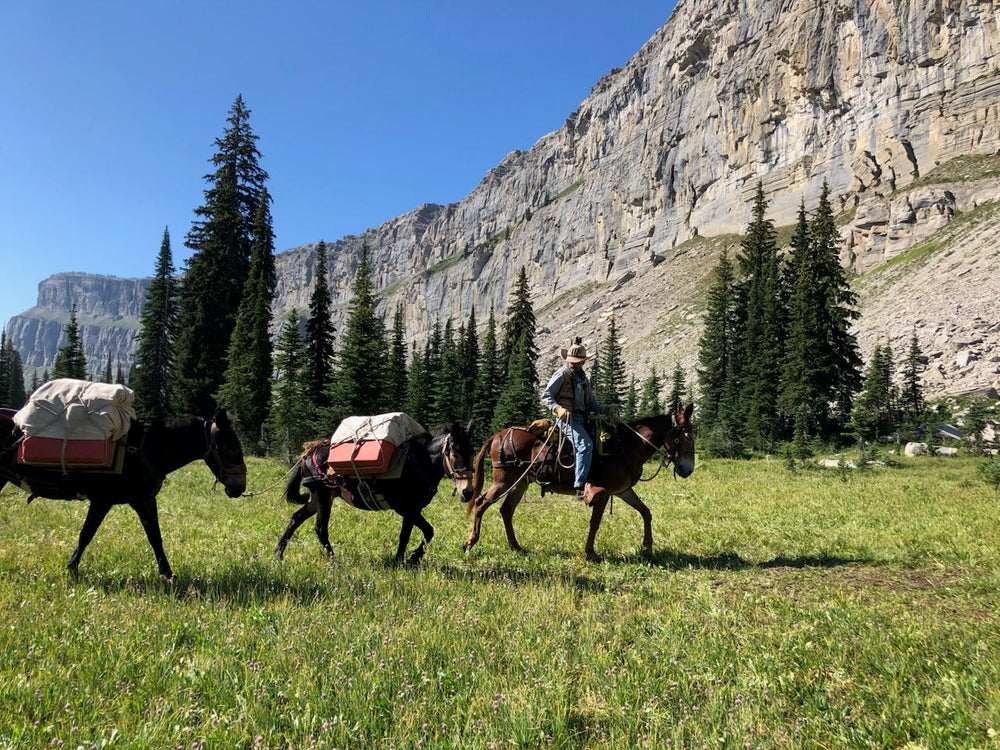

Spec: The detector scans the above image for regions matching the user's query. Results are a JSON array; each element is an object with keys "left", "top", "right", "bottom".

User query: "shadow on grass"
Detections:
[{"left": 648, "top": 549, "right": 867, "bottom": 570}]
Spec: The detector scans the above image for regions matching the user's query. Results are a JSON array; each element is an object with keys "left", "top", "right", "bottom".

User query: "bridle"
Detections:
[
  {"left": 624, "top": 413, "right": 695, "bottom": 481},
  {"left": 440, "top": 433, "right": 474, "bottom": 493},
  {"left": 203, "top": 419, "right": 247, "bottom": 487}
]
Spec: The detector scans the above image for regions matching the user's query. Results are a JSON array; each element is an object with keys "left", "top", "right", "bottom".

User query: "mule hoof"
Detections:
[{"left": 586, "top": 551, "right": 603, "bottom": 563}]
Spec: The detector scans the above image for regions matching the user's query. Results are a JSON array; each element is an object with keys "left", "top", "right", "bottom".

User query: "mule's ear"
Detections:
[
  {"left": 214, "top": 407, "right": 230, "bottom": 425},
  {"left": 684, "top": 403, "right": 694, "bottom": 422},
  {"left": 465, "top": 418, "right": 475, "bottom": 435}
]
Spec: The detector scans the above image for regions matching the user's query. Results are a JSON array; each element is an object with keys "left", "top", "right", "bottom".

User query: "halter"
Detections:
[
  {"left": 203, "top": 419, "right": 247, "bottom": 487},
  {"left": 440, "top": 433, "right": 473, "bottom": 494},
  {"left": 620, "top": 414, "right": 694, "bottom": 481}
]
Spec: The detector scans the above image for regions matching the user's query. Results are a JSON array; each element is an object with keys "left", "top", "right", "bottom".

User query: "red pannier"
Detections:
[
  {"left": 326, "top": 439, "right": 396, "bottom": 475},
  {"left": 17, "top": 436, "right": 118, "bottom": 469}
]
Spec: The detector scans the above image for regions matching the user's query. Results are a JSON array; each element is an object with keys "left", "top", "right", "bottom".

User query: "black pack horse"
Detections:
[
  {"left": 0, "top": 407, "right": 247, "bottom": 580},
  {"left": 277, "top": 420, "right": 475, "bottom": 565}
]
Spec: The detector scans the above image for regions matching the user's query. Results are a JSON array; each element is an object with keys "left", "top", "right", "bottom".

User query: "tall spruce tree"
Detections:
[
  {"left": 595, "top": 315, "right": 626, "bottom": 408},
  {"left": 734, "top": 183, "right": 784, "bottom": 451},
  {"left": 52, "top": 306, "right": 87, "bottom": 380},
  {"left": 218, "top": 188, "right": 276, "bottom": 453},
  {"left": 268, "top": 309, "right": 313, "bottom": 463},
  {"left": 668, "top": 362, "right": 687, "bottom": 412},
  {"left": 326, "top": 244, "right": 388, "bottom": 420},
  {"left": 498, "top": 266, "right": 538, "bottom": 391},
  {"left": 387, "top": 304, "right": 408, "bottom": 410},
  {"left": 639, "top": 367, "right": 663, "bottom": 416},
  {"left": 304, "top": 240, "right": 336, "bottom": 415},
  {"left": 623, "top": 374, "right": 638, "bottom": 421},
  {"left": 780, "top": 183, "right": 862, "bottom": 437},
  {"left": 133, "top": 238, "right": 183, "bottom": 418},
  {"left": 404, "top": 344, "right": 430, "bottom": 427},
  {"left": 431, "top": 318, "right": 462, "bottom": 423},
  {"left": 174, "top": 95, "right": 269, "bottom": 416},
  {"left": 492, "top": 331, "right": 540, "bottom": 429},
  {"left": 850, "top": 341, "right": 896, "bottom": 440},
  {"left": 458, "top": 308, "right": 480, "bottom": 424},
  {"left": 472, "top": 308, "right": 500, "bottom": 433},
  {"left": 696, "top": 249, "right": 744, "bottom": 455},
  {"left": 0, "top": 333, "right": 27, "bottom": 407},
  {"left": 900, "top": 329, "right": 925, "bottom": 425}
]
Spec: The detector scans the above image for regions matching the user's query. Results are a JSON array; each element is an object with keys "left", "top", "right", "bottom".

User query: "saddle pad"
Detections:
[{"left": 17, "top": 436, "right": 117, "bottom": 468}]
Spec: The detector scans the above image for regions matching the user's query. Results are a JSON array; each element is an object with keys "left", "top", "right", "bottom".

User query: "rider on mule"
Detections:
[{"left": 540, "top": 338, "right": 616, "bottom": 503}]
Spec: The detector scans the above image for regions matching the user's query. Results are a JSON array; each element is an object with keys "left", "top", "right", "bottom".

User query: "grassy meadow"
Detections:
[{"left": 1, "top": 453, "right": 998, "bottom": 749}]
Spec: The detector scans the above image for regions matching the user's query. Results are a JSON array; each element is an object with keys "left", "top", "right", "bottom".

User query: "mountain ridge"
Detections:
[{"left": 5, "top": 0, "right": 1000, "bottom": 399}]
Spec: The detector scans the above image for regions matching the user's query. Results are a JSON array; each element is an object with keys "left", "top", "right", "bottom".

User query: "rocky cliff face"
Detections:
[{"left": 6, "top": 0, "right": 1000, "bottom": 398}]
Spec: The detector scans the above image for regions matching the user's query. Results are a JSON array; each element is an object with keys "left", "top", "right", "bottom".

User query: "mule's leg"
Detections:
[
  {"left": 498, "top": 484, "right": 529, "bottom": 552},
  {"left": 614, "top": 487, "right": 654, "bottom": 560},
  {"left": 311, "top": 490, "right": 335, "bottom": 559},
  {"left": 130, "top": 497, "right": 175, "bottom": 580},
  {"left": 393, "top": 516, "right": 415, "bottom": 565},
  {"left": 583, "top": 491, "right": 612, "bottom": 562},
  {"left": 274, "top": 496, "right": 318, "bottom": 559},
  {"left": 404, "top": 514, "right": 434, "bottom": 566},
  {"left": 463, "top": 480, "right": 508, "bottom": 552},
  {"left": 66, "top": 499, "right": 113, "bottom": 580}
]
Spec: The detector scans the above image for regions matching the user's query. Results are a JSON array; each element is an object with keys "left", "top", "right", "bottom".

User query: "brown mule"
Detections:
[{"left": 463, "top": 403, "right": 695, "bottom": 561}]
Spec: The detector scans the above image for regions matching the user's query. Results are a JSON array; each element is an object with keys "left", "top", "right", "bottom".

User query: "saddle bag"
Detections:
[
  {"left": 17, "top": 436, "right": 119, "bottom": 469},
  {"left": 326, "top": 412, "right": 426, "bottom": 478}
]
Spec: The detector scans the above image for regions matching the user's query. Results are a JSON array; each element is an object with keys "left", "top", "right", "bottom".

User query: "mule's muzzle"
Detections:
[
  {"left": 222, "top": 469, "right": 248, "bottom": 498},
  {"left": 674, "top": 456, "right": 695, "bottom": 479}
]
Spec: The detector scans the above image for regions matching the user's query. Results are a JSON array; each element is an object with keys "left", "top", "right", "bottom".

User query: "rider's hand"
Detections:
[{"left": 553, "top": 406, "right": 570, "bottom": 421}]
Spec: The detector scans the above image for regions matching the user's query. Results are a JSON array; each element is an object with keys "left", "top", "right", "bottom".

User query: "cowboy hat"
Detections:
[{"left": 560, "top": 340, "right": 590, "bottom": 363}]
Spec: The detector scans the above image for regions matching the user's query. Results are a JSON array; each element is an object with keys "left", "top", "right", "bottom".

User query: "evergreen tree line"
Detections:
[{"left": 695, "top": 180, "right": 930, "bottom": 457}]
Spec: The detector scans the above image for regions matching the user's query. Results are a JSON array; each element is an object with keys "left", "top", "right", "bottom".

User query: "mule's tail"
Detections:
[
  {"left": 284, "top": 462, "right": 309, "bottom": 505},
  {"left": 465, "top": 433, "right": 496, "bottom": 517}
]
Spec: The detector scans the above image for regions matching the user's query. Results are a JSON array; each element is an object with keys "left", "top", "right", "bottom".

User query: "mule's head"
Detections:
[
  {"left": 665, "top": 403, "right": 695, "bottom": 478},
  {"left": 204, "top": 408, "right": 248, "bottom": 498},
  {"left": 443, "top": 418, "right": 476, "bottom": 503}
]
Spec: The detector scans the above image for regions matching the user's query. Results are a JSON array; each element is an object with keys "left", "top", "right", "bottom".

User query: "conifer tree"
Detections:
[
  {"left": 268, "top": 309, "right": 313, "bottom": 463},
  {"left": 623, "top": 374, "right": 638, "bottom": 421},
  {"left": 458, "top": 308, "right": 480, "bottom": 424},
  {"left": 498, "top": 266, "right": 538, "bottom": 392},
  {"left": 326, "top": 244, "right": 388, "bottom": 420},
  {"left": 639, "top": 367, "right": 663, "bottom": 417},
  {"left": 102, "top": 355, "right": 113, "bottom": 384},
  {"left": 472, "top": 308, "right": 500, "bottom": 433},
  {"left": 304, "top": 241, "right": 336, "bottom": 415},
  {"left": 132, "top": 227, "right": 178, "bottom": 421},
  {"left": 174, "top": 95, "right": 269, "bottom": 416},
  {"left": 422, "top": 321, "right": 444, "bottom": 426},
  {"left": 735, "top": 182, "right": 784, "bottom": 451},
  {"left": 668, "top": 362, "right": 687, "bottom": 412},
  {"left": 387, "top": 304, "right": 408, "bottom": 411},
  {"left": 52, "top": 305, "right": 87, "bottom": 380},
  {"left": 0, "top": 333, "right": 27, "bottom": 407},
  {"left": 218, "top": 188, "right": 277, "bottom": 452},
  {"left": 404, "top": 344, "right": 430, "bottom": 427},
  {"left": 850, "top": 341, "right": 896, "bottom": 440},
  {"left": 779, "top": 185, "right": 862, "bottom": 439},
  {"left": 697, "top": 249, "right": 743, "bottom": 455},
  {"left": 492, "top": 331, "right": 540, "bottom": 430},
  {"left": 595, "top": 315, "right": 626, "bottom": 409},
  {"left": 900, "top": 329, "right": 925, "bottom": 425},
  {"left": 432, "top": 318, "right": 463, "bottom": 423}
]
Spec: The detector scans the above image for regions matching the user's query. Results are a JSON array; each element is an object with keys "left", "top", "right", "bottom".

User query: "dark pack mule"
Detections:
[
  {"left": 464, "top": 403, "right": 695, "bottom": 560},
  {"left": 0, "top": 408, "right": 246, "bottom": 580},
  {"left": 277, "top": 420, "right": 475, "bottom": 565}
]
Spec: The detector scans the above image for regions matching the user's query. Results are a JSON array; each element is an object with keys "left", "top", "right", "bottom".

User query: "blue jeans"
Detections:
[{"left": 556, "top": 412, "right": 592, "bottom": 488}]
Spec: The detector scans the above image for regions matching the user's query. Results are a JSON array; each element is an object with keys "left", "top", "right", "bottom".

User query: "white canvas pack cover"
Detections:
[
  {"left": 330, "top": 412, "right": 427, "bottom": 447},
  {"left": 13, "top": 378, "right": 136, "bottom": 441}
]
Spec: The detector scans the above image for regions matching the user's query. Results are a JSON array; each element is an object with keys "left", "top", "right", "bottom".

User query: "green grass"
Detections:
[{"left": 1, "top": 455, "right": 999, "bottom": 748}]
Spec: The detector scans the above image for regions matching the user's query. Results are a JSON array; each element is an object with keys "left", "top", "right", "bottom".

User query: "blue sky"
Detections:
[{"left": 1, "top": 1, "right": 676, "bottom": 331}]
